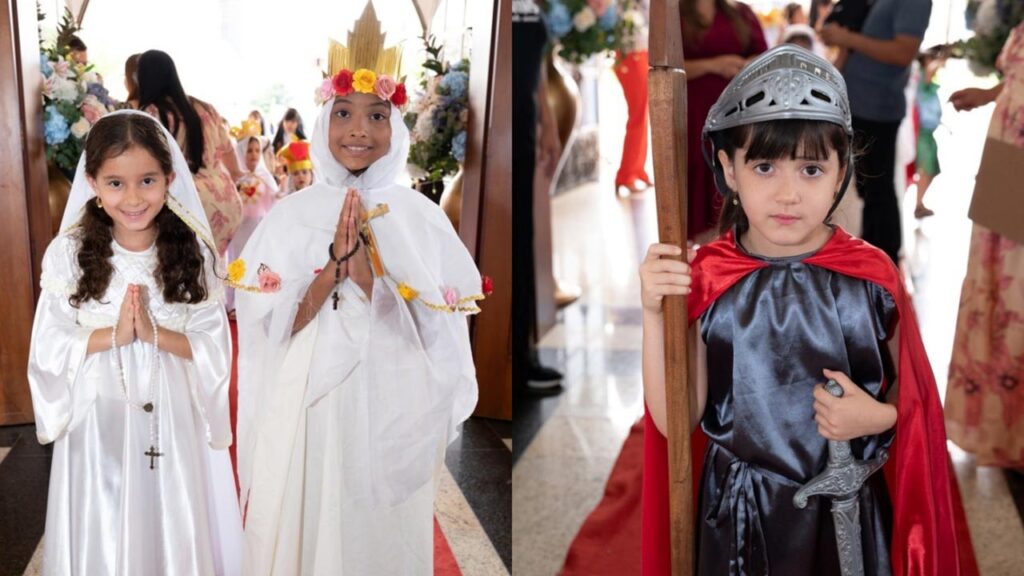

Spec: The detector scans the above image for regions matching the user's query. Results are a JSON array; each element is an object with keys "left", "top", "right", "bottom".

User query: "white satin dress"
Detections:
[{"left": 27, "top": 234, "right": 242, "bottom": 576}]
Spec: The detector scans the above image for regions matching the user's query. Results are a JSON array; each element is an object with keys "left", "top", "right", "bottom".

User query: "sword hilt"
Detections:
[
  {"left": 823, "top": 378, "right": 844, "bottom": 398},
  {"left": 793, "top": 379, "right": 889, "bottom": 509}
]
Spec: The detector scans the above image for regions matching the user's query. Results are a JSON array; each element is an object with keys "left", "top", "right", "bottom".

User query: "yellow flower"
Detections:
[
  {"left": 227, "top": 259, "right": 246, "bottom": 283},
  {"left": 397, "top": 282, "right": 418, "bottom": 301},
  {"left": 352, "top": 69, "right": 377, "bottom": 94}
]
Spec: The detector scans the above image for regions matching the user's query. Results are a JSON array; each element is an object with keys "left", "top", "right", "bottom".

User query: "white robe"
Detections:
[
  {"left": 236, "top": 184, "right": 481, "bottom": 576},
  {"left": 28, "top": 234, "right": 242, "bottom": 576}
]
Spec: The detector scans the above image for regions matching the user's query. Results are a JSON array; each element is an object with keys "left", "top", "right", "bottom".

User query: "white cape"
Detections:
[{"left": 235, "top": 104, "right": 481, "bottom": 575}]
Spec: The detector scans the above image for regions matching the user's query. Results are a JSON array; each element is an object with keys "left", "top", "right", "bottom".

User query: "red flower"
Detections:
[
  {"left": 332, "top": 70, "right": 354, "bottom": 96},
  {"left": 390, "top": 83, "right": 408, "bottom": 107},
  {"left": 481, "top": 275, "right": 494, "bottom": 296}
]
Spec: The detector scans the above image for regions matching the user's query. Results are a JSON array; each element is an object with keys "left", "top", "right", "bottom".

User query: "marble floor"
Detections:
[
  {"left": 512, "top": 57, "right": 1024, "bottom": 575},
  {"left": 0, "top": 417, "right": 510, "bottom": 576}
]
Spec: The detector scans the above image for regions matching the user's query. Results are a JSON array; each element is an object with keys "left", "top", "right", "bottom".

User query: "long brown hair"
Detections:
[
  {"left": 682, "top": 0, "right": 753, "bottom": 51},
  {"left": 710, "top": 119, "right": 852, "bottom": 236},
  {"left": 124, "top": 53, "right": 141, "bottom": 103},
  {"left": 69, "top": 113, "right": 208, "bottom": 307}
]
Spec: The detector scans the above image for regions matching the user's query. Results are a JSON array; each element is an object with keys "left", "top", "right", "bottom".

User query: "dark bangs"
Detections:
[
  {"left": 719, "top": 119, "right": 850, "bottom": 168},
  {"left": 712, "top": 119, "right": 853, "bottom": 237}
]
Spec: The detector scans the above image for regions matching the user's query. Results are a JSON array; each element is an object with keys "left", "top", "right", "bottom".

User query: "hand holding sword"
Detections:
[{"left": 796, "top": 371, "right": 898, "bottom": 576}]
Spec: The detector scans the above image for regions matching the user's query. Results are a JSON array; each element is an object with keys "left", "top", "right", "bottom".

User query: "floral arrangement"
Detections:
[
  {"left": 959, "top": 0, "right": 1024, "bottom": 75},
  {"left": 314, "top": 67, "right": 407, "bottom": 107},
  {"left": 403, "top": 35, "right": 470, "bottom": 185},
  {"left": 545, "top": 0, "right": 634, "bottom": 64},
  {"left": 39, "top": 8, "right": 115, "bottom": 176}
]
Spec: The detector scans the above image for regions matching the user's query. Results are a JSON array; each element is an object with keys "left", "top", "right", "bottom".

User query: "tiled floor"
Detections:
[
  {"left": 0, "top": 418, "right": 510, "bottom": 576},
  {"left": 512, "top": 56, "right": 1024, "bottom": 575}
]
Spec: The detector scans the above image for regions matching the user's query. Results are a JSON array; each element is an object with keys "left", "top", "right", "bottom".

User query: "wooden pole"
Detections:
[{"left": 648, "top": 1, "right": 693, "bottom": 575}]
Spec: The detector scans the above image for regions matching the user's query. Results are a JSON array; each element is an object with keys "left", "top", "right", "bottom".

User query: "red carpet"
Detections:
[
  {"left": 559, "top": 419, "right": 979, "bottom": 575},
  {"left": 560, "top": 421, "right": 643, "bottom": 575},
  {"left": 227, "top": 321, "right": 462, "bottom": 575}
]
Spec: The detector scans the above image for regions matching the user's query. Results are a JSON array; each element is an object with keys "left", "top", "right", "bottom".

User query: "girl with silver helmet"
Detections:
[{"left": 640, "top": 45, "right": 970, "bottom": 575}]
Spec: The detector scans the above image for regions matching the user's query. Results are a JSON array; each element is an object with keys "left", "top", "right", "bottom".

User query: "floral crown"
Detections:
[{"left": 314, "top": 2, "right": 408, "bottom": 108}]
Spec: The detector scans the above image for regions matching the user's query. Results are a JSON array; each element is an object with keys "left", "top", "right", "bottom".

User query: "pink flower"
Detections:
[
  {"left": 258, "top": 265, "right": 281, "bottom": 293},
  {"left": 318, "top": 78, "right": 335, "bottom": 104},
  {"left": 80, "top": 95, "right": 103, "bottom": 123},
  {"left": 587, "top": 0, "right": 611, "bottom": 16},
  {"left": 374, "top": 74, "right": 397, "bottom": 100},
  {"left": 443, "top": 286, "right": 459, "bottom": 307}
]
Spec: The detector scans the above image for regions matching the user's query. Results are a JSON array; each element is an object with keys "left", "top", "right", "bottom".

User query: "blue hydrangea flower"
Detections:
[
  {"left": 44, "top": 106, "right": 70, "bottom": 145},
  {"left": 599, "top": 5, "right": 618, "bottom": 31},
  {"left": 452, "top": 131, "right": 467, "bottom": 164},
  {"left": 440, "top": 71, "right": 469, "bottom": 100},
  {"left": 40, "top": 54, "right": 53, "bottom": 78},
  {"left": 546, "top": 1, "right": 573, "bottom": 38},
  {"left": 86, "top": 82, "right": 115, "bottom": 107}
]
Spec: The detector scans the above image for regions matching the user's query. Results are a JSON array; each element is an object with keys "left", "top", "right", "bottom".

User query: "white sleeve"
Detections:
[
  {"left": 27, "top": 236, "right": 94, "bottom": 444},
  {"left": 183, "top": 298, "right": 234, "bottom": 449}
]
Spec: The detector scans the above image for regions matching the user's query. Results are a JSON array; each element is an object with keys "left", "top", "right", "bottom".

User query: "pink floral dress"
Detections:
[
  {"left": 944, "top": 23, "right": 1024, "bottom": 467},
  {"left": 144, "top": 98, "right": 242, "bottom": 255}
]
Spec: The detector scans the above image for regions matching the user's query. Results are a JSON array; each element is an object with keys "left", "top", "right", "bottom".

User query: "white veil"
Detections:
[
  {"left": 235, "top": 135, "right": 279, "bottom": 196},
  {"left": 309, "top": 98, "right": 411, "bottom": 191}
]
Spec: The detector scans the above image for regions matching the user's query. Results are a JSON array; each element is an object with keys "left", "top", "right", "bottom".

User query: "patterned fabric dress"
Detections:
[
  {"left": 945, "top": 22, "right": 1024, "bottom": 467},
  {"left": 144, "top": 99, "right": 242, "bottom": 255}
]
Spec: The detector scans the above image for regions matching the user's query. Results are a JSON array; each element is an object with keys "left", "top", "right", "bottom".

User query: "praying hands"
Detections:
[{"left": 338, "top": 188, "right": 374, "bottom": 298}]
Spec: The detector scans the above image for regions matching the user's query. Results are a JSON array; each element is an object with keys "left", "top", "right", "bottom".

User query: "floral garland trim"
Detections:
[
  {"left": 225, "top": 260, "right": 281, "bottom": 293},
  {"left": 315, "top": 68, "right": 408, "bottom": 107},
  {"left": 223, "top": 258, "right": 494, "bottom": 317},
  {"left": 165, "top": 195, "right": 218, "bottom": 256},
  {"left": 396, "top": 276, "right": 493, "bottom": 314}
]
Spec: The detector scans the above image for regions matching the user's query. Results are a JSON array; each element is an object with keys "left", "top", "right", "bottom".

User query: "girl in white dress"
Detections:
[
  {"left": 27, "top": 110, "right": 242, "bottom": 576},
  {"left": 234, "top": 4, "right": 483, "bottom": 575}
]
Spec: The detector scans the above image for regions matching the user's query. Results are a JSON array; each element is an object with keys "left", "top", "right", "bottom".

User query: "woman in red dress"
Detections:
[{"left": 682, "top": 0, "right": 767, "bottom": 241}]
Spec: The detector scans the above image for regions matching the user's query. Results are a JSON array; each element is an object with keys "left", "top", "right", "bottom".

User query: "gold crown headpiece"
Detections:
[
  {"left": 315, "top": 1, "right": 408, "bottom": 107},
  {"left": 230, "top": 119, "right": 262, "bottom": 141}
]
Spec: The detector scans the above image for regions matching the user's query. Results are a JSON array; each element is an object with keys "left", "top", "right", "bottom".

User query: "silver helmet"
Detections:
[
  {"left": 703, "top": 44, "right": 852, "bottom": 138},
  {"left": 701, "top": 44, "right": 854, "bottom": 205}
]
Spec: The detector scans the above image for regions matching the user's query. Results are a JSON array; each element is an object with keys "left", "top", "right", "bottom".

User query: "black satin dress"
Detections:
[{"left": 695, "top": 242, "right": 897, "bottom": 576}]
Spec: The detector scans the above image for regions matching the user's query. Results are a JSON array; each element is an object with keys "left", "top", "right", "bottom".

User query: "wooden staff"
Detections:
[{"left": 648, "top": 1, "right": 694, "bottom": 575}]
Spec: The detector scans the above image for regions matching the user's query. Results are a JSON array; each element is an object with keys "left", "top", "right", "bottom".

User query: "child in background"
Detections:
[
  {"left": 230, "top": 132, "right": 279, "bottom": 258},
  {"left": 913, "top": 45, "right": 947, "bottom": 219},
  {"left": 276, "top": 139, "right": 315, "bottom": 196}
]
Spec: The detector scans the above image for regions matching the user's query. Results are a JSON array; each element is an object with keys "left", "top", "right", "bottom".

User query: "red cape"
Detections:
[{"left": 641, "top": 228, "right": 975, "bottom": 576}]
